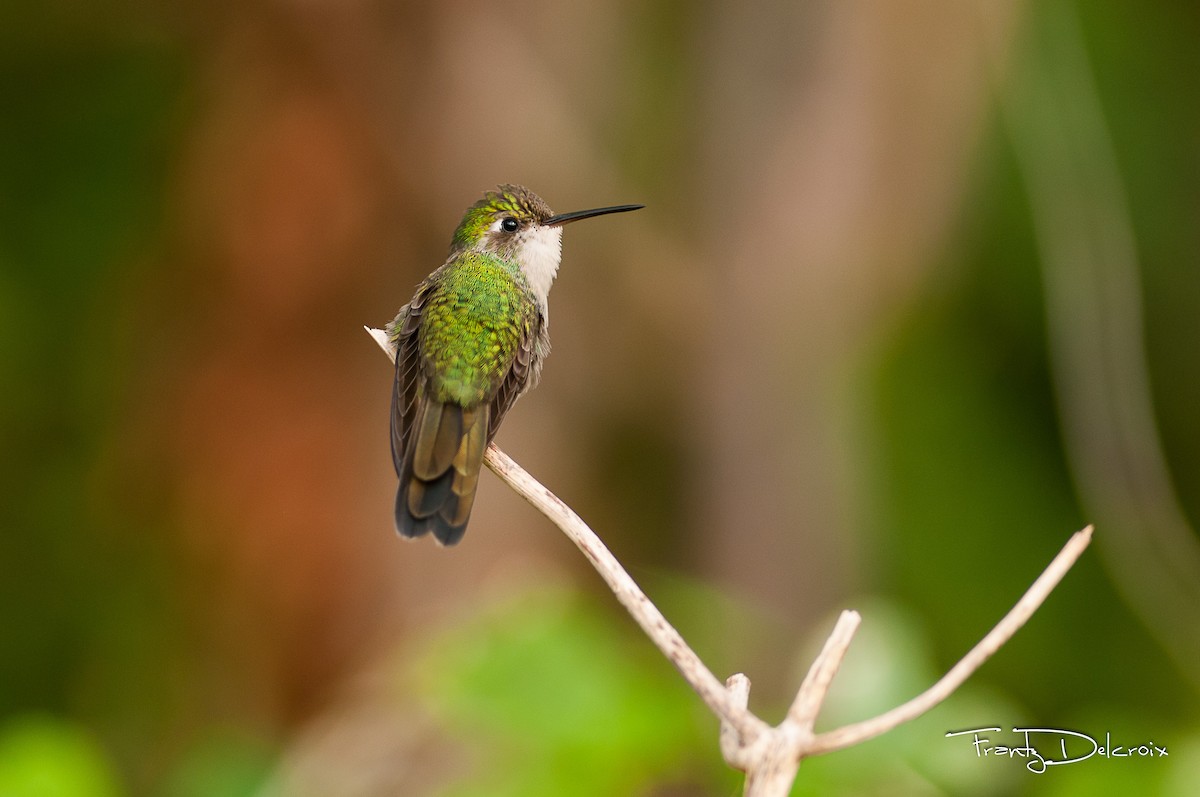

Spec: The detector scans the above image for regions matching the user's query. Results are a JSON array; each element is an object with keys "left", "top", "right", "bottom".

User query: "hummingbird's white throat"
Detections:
[{"left": 517, "top": 224, "right": 563, "bottom": 311}]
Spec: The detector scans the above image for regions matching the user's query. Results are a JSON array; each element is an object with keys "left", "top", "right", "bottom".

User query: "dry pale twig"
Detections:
[
  {"left": 367, "top": 326, "right": 1092, "bottom": 796},
  {"left": 367, "top": 326, "right": 766, "bottom": 740},
  {"left": 481, "top": 442, "right": 768, "bottom": 741},
  {"left": 720, "top": 673, "right": 754, "bottom": 767},
  {"left": 735, "top": 610, "right": 863, "bottom": 795},
  {"left": 789, "top": 610, "right": 862, "bottom": 734},
  {"left": 805, "top": 525, "right": 1093, "bottom": 757}
]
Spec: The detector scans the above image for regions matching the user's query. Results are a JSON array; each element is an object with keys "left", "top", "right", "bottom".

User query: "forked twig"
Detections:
[{"left": 368, "top": 326, "right": 1092, "bottom": 796}]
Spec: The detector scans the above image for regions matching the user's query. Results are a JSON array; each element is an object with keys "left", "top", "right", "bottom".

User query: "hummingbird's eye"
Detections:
[{"left": 500, "top": 217, "right": 519, "bottom": 233}]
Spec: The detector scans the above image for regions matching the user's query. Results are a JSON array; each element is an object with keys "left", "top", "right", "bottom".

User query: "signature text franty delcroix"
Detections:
[{"left": 945, "top": 727, "right": 1168, "bottom": 774}]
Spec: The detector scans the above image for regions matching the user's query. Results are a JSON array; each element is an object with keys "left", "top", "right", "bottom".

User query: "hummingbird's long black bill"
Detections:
[{"left": 545, "top": 203, "right": 644, "bottom": 226}]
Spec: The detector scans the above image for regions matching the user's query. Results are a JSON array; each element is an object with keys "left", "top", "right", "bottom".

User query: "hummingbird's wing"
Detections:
[
  {"left": 487, "top": 317, "right": 546, "bottom": 437},
  {"left": 389, "top": 288, "right": 430, "bottom": 477}
]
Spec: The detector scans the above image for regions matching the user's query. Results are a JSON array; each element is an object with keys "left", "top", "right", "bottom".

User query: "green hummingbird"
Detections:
[{"left": 388, "top": 185, "right": 643, "bottom": 545}]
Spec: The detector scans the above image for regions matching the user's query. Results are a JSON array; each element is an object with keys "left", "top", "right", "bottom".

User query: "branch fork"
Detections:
[{"left": 368, "top": 326, "right": 1093, "bottom": 796}]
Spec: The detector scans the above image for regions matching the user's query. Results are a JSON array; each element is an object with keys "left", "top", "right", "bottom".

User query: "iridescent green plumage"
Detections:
[
  {"left": 388, "top": 185, "right": 642, "bottom": 545},
  {"left": 418, "top": 253, "right": 538, "bottom": 405}
]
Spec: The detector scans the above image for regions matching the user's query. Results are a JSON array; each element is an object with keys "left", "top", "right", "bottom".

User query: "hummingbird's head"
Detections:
[
  {"left": 450, "top": 184, "right": 643, "bottom": 306},
  {"left": 451, "top": 184, "right": 553, "bottom": 258}
]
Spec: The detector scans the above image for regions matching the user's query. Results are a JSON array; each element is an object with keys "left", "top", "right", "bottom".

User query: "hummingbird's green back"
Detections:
[{"left": 419, "top": 252, "right": 539, "bottom": 406}]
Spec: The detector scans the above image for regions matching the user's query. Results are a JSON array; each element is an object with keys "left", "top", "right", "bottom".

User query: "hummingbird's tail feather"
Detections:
[{"left": 395, "top": 400, "right": 489, "bottom": 546}]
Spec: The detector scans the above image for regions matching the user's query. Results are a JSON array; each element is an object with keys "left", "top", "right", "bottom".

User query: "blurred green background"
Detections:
[{"left": 2, "top": 1, "right": 1197, "bottom": 795}]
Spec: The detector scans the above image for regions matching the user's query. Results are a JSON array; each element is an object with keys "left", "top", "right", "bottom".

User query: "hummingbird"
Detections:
[{"left": 387, "top": 185, "right": 643, "bottom": 545}]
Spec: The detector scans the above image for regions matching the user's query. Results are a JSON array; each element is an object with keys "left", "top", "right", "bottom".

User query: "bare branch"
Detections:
[
  {"left": 367, "top": 325, "right": 1093, "bottom": 796},
  {"left": 788, "top": 610, "right": 862, "bottom": 733},
  {"left": 367, "top": 326, "right": 767, "bottom": 741},
  {"left": 483, "top": 443, "right": 769, "bottom": 741},
  {"left": 804, "top": 525, "right": 1094, "bottom": 756},
  {"left": 720, "top": 674, "right": 756, "bottom": 769}
]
